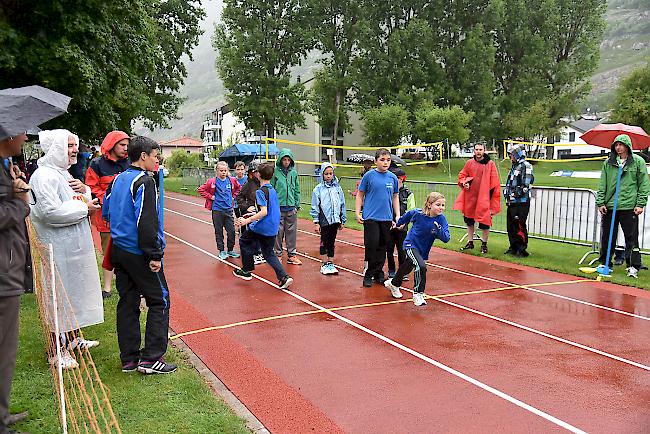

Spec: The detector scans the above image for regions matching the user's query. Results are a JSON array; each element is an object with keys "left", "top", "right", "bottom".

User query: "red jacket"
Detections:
[
  {"left": 452, "top": 155, "right": 501, "bottom": 226},
  {"left": 197, "top": 176, "right": 241, "bottom": 210},
  {"left": 85, "top": 131, "right": 129, "bottom": 232}
]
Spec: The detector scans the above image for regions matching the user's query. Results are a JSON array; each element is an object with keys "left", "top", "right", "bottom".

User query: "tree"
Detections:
[
  {"left": 611, "top": 61, "right": 650, "bottom": 133},
  {"left": 361, "top": 104, "right": 410, "bottom": 148},
  {"left": 414, "top": 103, "right": 474, "bottom": 145},
  {"left": 214, "top": 0, "right": 315, "bottom": 139},
  {"left": 0, "top": 0, "right": 204, "bottom": 141}
]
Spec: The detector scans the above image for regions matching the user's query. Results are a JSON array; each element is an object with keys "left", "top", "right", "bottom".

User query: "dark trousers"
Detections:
[
  {"left": 319, "top": 224, "right": 339, "bottom": 258},
  {"left": 599, "top": 209, "right": 641, "bottom": 269},
  {"left": 239, "top": 229, "right": 288, "bottom": 281},
  {"left": 386, "top": 229, "right": 407, "bottom": 272},
  {"left": 0, "top": 296, "right": 20, "bottom": 434},
  {"left": 506, "top": 202, "right": 530, "bottom": 253},
  {"left": 111, "top": 246, "right": 170, "bottom": 364},
  {"left": 391, "top": 248, "right": 427, "bottom": 293},
  {"left": 212, "top": 209, "right": 235, "bottom": 252},
  {"left": 363, "top": 220, "right": 392, "bottom": 279}
]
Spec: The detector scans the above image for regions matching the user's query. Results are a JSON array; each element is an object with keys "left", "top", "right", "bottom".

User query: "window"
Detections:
[{"left": 569, "top": 132, "right": 576, "bottom": 142}]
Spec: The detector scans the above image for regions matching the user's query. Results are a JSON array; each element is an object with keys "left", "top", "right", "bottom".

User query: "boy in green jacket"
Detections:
[
  {"left": 596, "top": 134, "right": 650, "bottom": 278},
  {"left": 271, "top": 148, "right": 302, "bottom": 264}
]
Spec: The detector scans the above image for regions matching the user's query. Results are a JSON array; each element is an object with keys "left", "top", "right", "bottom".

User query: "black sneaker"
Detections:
[
  {"left": 137, "top": 358, "right": 177, "bottom": 375},
  {"left": 480, "top": 242, "right": 488, "bottom": 254},
  {"left": 102, "top": 291, "right": 112, "bottom": 299},
  {"left": 121, "top": 361, "right": 139, "bottom": 373},
  {"left": 233, "top": 269, "right": 252, "bottom": 281},
  {"left": 362, "top": 276, "right": 373, "bottom": 287},
  {"left": 278, "top": 275, "right": 293, "bottom": 289},
  {"left": 461, "top": 241, "right": 474, "bottom": 251}
]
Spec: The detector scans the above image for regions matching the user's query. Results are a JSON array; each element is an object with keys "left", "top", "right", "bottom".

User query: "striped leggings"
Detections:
[{"left": 391, "top": 248, "right": 427, "bottom": 294}]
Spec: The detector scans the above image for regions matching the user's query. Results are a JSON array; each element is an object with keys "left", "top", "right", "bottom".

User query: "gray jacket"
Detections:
[{"left": 0, "top": 161, "right": 31, "bottom": 297}]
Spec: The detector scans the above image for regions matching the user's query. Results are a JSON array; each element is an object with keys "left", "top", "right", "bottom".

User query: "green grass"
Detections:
[{"left": 11, "top": 277, "right": 249, "bottom": 433}]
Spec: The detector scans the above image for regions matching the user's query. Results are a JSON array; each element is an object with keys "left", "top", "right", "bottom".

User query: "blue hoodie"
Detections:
[{"left": 310, "top": 162, "right": 347, "bottom": 226}]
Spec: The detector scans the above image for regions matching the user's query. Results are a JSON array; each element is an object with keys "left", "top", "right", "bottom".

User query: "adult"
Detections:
[
  {"left": 596, "top": 134, "right": 650, "bottom": 278},
  {"left": 503, "top": 144, "right": 534, "bottom": 257},
  {"left": 29, "top": 129, "right": 103, "bottom": 368},
  {"left": 85, "top": 131, "right": 129, "bottom": 298},
  {"left": 0, "top": 132, "right": 31, "bottom": 434},
  {"left": 453, "top": 143, "right": 501, "bottom": 254}
]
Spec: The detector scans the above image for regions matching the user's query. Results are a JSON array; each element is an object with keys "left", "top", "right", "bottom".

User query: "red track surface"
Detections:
[{"left": 162, "top": 192, "right": 650, "bottom": 434}]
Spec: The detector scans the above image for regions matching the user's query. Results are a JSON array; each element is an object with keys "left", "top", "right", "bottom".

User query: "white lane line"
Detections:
[
  {"left": 163, "top": 228, "right": 587, "bottom": 434},
  {"left": 164, "top": 195, "right": 650, "bottom": 321},
  {"left": 165, "top": 207, "right": 650, "bottom": 372}
]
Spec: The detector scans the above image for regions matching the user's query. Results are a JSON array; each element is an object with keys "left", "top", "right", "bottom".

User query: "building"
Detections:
[
  {"left": 159, "top": 136, "right": 204, "bottom": 158},
  {"left": 548, "top": 115, "right": 608, "bottom": 159}
]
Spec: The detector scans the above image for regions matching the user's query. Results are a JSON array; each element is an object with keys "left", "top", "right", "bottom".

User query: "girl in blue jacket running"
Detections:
[
  {"left": 310, "top": 162, "right": 346, "bottom": 275},
  {"left": 384, "top": 192, "right": 450, "bottom": 306}
]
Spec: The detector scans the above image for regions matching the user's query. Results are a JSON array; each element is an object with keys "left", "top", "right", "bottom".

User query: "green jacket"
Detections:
[
  {"left": 271, "top": 148, "right": 301, "bottom": 208},
  {"left": 596, "top": 136, "right": 650, "bottom": 210}
]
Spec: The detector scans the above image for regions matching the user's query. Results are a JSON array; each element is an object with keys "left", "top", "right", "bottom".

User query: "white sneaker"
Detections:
[
  {"left": 253, "top": 254, "right": 266, "bottom": 265},
  {"left": 384, "top": 279, "right": 403, "bottom": 299},
  {"left": 626, "top": 266, "right": 638, "bottom": 278},
  {"left": 413, "top": 292, "right": 427, "bottom": 306},
  {"left": 328, "top": 263, "right": 339, "bottom": 274},
  {"left": 320, "top": 263, "right": 329, "bottom": 275},
  {"left": 69, "top": 337, "right": 99, "bottom": 350},
  {"left": 49, "top": 350, "right": 79, "bottom": 370}
]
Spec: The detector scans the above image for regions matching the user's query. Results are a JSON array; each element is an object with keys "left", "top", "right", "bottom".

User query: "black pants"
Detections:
[
  {"left": 212, "top": 209, "right": 235, "bottom": 252},
  {"left": 506, "top": 202, "right": 530, "bottom": 254},
  {"left": 239, "top": 229, "right": 288, "bottom": 281},
  {"left": 386, "top": 229, "right": 407, "bottom": 272},
  {"left": 363, "top": 220, "right": 392, "bottom": 279},
  {"left": 111, "top": 246, "right": 170, "bottom": 364},
  {"left": 391, "top": 248, "right": 427, "bottom": 293},
  {"left": 0, "top": 296, "right": 20, "bottom": 434},
  {"left": 320, "top": 224, "right": 339, "bottom": 258},
  {"left": 599, "top": 209, "right": 641, "bottom": 269}
]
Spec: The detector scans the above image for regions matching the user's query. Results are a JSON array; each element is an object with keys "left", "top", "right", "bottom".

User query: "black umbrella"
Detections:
[
  {"left": 389, "top": 154, "right": 406, "bottom": 167},
  {"left": 0, "top": 85, "right": 71, "bottom": 140}
]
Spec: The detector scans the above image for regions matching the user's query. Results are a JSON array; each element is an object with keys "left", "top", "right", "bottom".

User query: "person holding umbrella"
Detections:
[{"left": 596, "top": 134, "right": 650, "bottom": 278}]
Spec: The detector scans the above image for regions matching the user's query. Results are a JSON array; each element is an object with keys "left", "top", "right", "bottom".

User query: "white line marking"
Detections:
[
  {"left": 163, "top": 228, "right": 587, "bottom": 433},
  {"left": 165, "top": 195, "right": 650, "bottom": 322},
  {"left": 165, "top": 207, "right": 650, "bottom": 372}
]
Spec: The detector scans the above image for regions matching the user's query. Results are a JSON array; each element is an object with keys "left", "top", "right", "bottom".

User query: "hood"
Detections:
[
  {"left": 275, "top": 148, "right": 295, "bottom": 169},
  {"left": 318, "top": 162, "right": 339, "bottom": 186},
  {"left": 100, "top": 130, "right": 129, "bottom": 161},
  {"left": 509, "top": 145, "right": 526, "bottom": 163},
  {"left": 610, "top": 133, "right": 633, "bottom": 154},
  {"left": 37, "top": 129, "right": 78, "bottom": 170}
]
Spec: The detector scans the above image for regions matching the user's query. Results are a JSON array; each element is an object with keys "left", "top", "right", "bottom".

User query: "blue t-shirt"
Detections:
[
  {"left": 212, "top": 177, "right": 234, "bottom": 211},
  {"left": 250, "top": 184, "right": 280, "bottom": 236},
  {"left": 359, "top": 169, "right": 399, "bottom": 221},
  {"left": 398, "top": 209, "right": 451, "bottom": 260},
  {"left": 235, "top": 176, "right": 247, "bottom": 187}
]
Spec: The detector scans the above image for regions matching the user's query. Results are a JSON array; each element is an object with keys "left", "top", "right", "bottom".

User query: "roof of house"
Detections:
[
  {"left": 159, "top": 136, "right": 203, "bottom": 147},
  {"left": 570, "top": 118, "right": 601, "bottom": 133}
]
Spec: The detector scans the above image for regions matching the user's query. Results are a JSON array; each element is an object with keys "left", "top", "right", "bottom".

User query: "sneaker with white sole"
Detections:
[
  {"left": 384, "top": 279, "right": 403, "bottom": 299},
  {"left": 227, "top": 251, "right": 240, "bottom": 258},
  {"left": 68, "top": 337, "right": 99, "bottom": 351},
  {"left": 413, "top": 292, "right": 427, "bottom": 306},
  {"left": 253, "top": 254, "right": 266, "bottom": 265},
  {"left": 626, "top": 266, "right": 638, "bottom": 278},
  {"left": 49, "top": 350, "right": 79, "bottom": 370},
  {"left": 320, "top": 263, "right": 329, "bottom": 275},
  {"left": 328, "top": 263, "right": 339, "bottom": 274},
  {"left": 137, "top": 358, "right": 177, "bottom": 375},
  {"left": 278, "top": 275, "right": 293, "bottom": 289},
  {"left": 233, "top": 269, "right": 252, "bottom": 280},
  {"left": 219, "top": 251, "right": 228, "bottom": 260}
]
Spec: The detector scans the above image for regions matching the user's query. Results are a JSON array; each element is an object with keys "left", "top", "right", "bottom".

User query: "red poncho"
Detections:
[{"left": 452, "top": 156, "right": 501, "bottom": 226}]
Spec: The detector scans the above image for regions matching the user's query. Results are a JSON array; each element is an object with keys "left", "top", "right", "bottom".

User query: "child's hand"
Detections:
[
  {"left": 356, "top": 214, "right": 364, "bottom": 224},
  {"left": 397, "top": 224, "right": 405, "bottom": 231},
  {"left": 314, "top": 223, "right": 320, "bottom": 234}
]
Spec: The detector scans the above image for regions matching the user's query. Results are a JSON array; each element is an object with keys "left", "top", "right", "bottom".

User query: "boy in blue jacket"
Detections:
[
  {"left": 311, "top": 162, "right": 346, "bottom": 275},
  {"left": 384, "top": 192, "right": 450, "bottom": 306},
  {"left": 103, "top": 136, "right": 176, "bottom": 374}
]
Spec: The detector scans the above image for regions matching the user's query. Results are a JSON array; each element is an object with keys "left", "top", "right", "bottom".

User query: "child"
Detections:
[
  {"left": 310, "top": 162, "right": 346, "bottom": 275},
  {"left": 103, "top": 136, "right": 176, "bottom": 373},
  {"left": 197, "top": 161, "right": 242, "bottom": 260},
  {"left": 234, "top": 160, "right": 247, "bottom": 187},
  {"left": 386, "top": 168, "right": 415, "bottom": 279},
  {"left": 384, "top": 192, "right": 450, "bottom": 306},
  {"left": 233, "top": 162, "right": 293, "bottom": 289},
  {"left": 236, "top": 161, "right": 265, "bottom": 265},
  {"left": 355, "top": 149, "right": 400, "bottom": 287},
  {"left": 271, "top": 148, "right": 302, "bottom": 265}
]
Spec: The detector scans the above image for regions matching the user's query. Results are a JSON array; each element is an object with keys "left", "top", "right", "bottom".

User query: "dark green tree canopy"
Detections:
[
  {"left": 0, "top": 0, "right": 204, "bottom": 142},
  {"left": 611, "top": 60, "right": 650, "bottom": 133}
]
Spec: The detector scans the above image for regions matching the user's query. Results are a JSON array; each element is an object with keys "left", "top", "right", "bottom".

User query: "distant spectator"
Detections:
[{"left": 503, "top": 145, "right": 534, "bottom": 257}]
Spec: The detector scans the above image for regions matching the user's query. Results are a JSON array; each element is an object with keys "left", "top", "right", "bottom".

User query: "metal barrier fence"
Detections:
[{"left": 179, "top": 168, "right": 649, "bottom": 255}]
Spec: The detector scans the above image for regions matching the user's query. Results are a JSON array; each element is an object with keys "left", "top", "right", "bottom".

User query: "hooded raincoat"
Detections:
[
  {"left": 29, "top": 129, "right": 103, "bottom": 331},
  {"left": 271, "top": 148, "right": 301, "bottom": 208},
  {"left": 453, "top": 153, "right": 501, "bottom": 226},
  {"left": 310, "top": 162, "right": 347, "bottom": 226}
]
